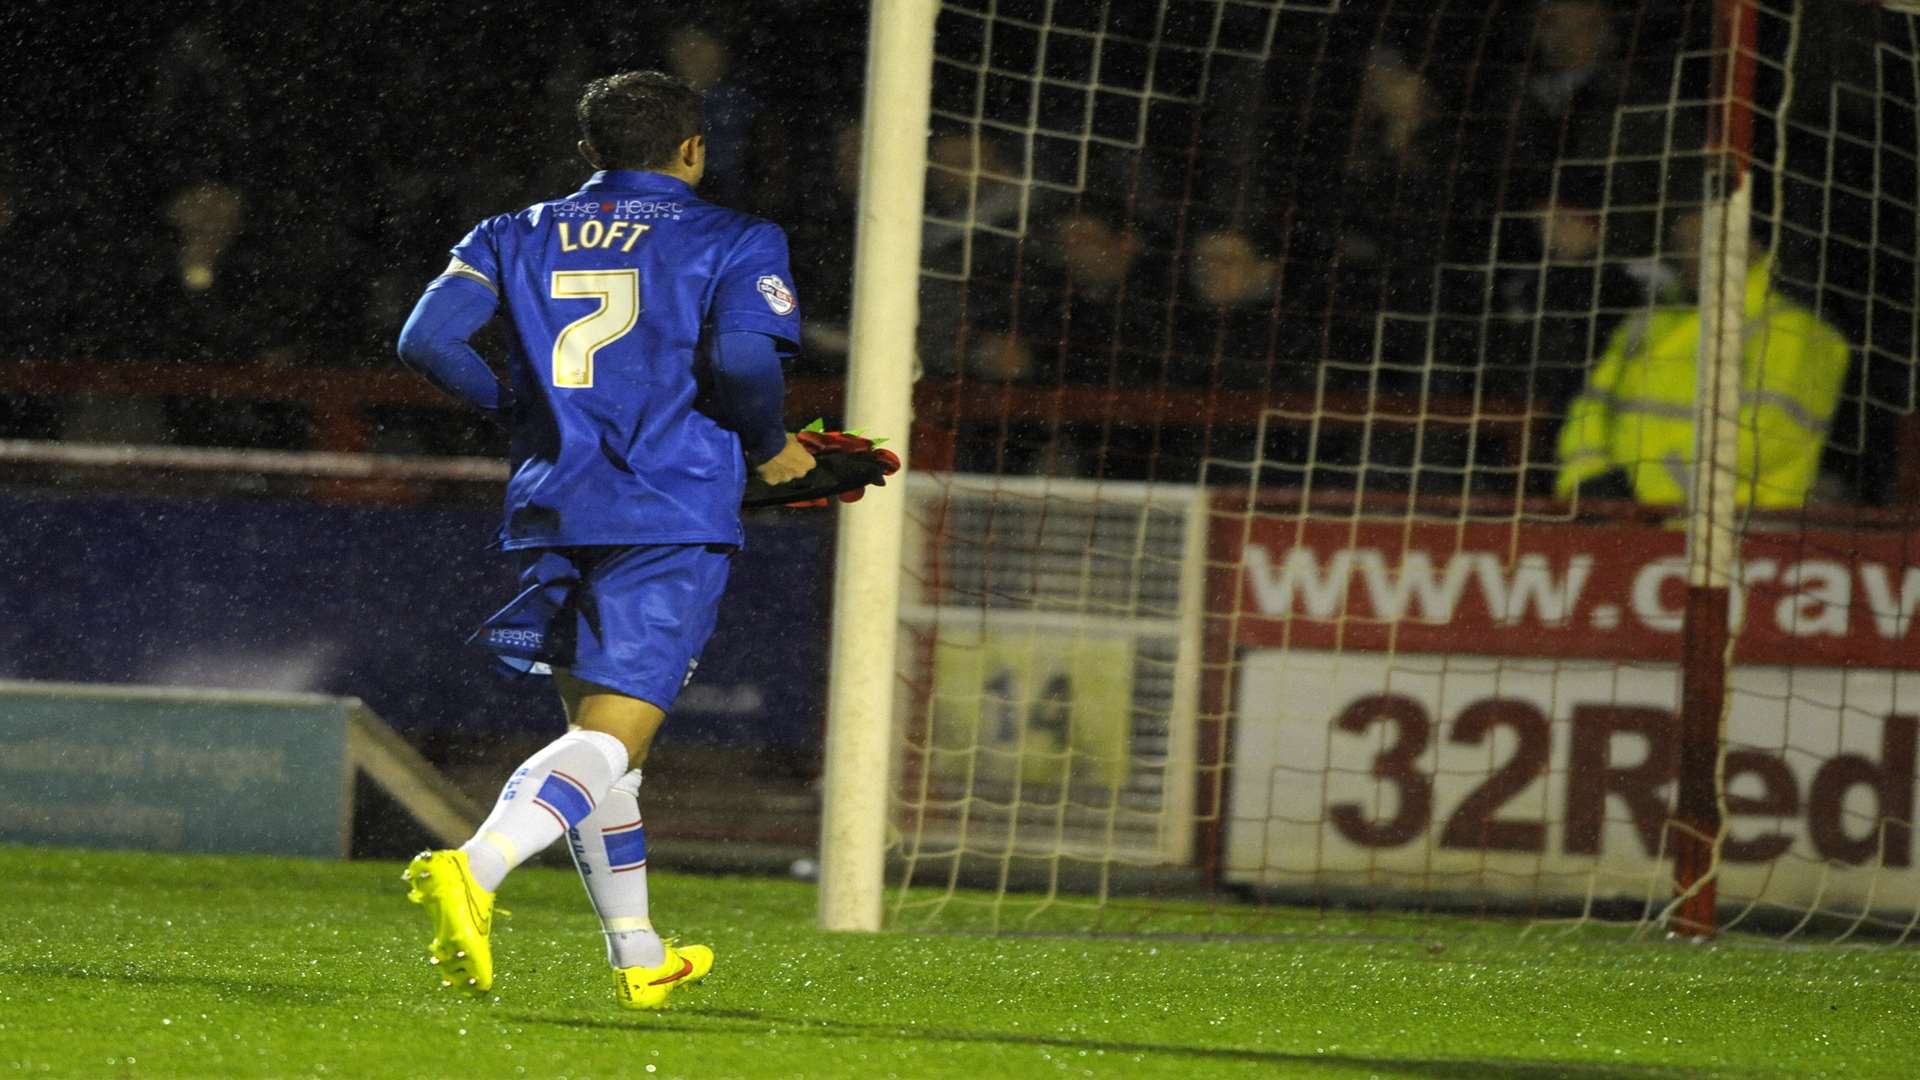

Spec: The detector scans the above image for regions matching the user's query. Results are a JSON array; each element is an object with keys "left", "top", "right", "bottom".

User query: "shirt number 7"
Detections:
[{"left": 550, "top": 269, "right": 639, "bottom": 389}]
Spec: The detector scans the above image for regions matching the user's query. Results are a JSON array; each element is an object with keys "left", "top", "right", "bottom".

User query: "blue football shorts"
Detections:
[{"left": 470, "top": 543, "right": 734, "bottom": 711}]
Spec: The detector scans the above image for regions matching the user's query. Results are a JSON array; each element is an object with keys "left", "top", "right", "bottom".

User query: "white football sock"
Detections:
[
  {"left": 566, "top": 769, "right": 666, "bottom": 969},
  {"left": 459, "top": 729, "right": 629, "bottom": 893}
]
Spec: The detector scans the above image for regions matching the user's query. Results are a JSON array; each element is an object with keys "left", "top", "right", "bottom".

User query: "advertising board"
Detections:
[
  {"left": 0, "top": 682, "right": 354, "bottom": 857},
  {"left": 0, "top": 681, "right": 477, "bottom": 858},
  {"left": 1222, "top": 519, "right": 1920, "bottom": 667},
  {"left": 1216, "top": 516, "right": 1920, "bottom": 911},
  {"left": 1228, "top": 651, "right": 1919, "bottom": 910}
]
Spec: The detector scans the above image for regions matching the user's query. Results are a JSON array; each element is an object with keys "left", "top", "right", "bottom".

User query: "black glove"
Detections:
[{"left": 741, "top": 430, "right": 901, "bottom": 509}]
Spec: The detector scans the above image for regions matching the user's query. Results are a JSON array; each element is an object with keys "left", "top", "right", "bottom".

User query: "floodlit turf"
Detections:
[{"left": 2, "top": 846, "right": 1917, "bottom": 1079}]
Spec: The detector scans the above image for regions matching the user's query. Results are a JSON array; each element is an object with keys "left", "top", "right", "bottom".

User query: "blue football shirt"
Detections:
[{"left": 446, "top": 169, "right": 801, "bottom": 550}]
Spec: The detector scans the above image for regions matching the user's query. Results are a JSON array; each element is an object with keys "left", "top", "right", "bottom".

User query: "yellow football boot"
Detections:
[
  {"left": 402, "top": 849, "right": 499, "bottom": 994},
  {"left": 613, "top": 942, "right": 714, "bottom": 1011}
]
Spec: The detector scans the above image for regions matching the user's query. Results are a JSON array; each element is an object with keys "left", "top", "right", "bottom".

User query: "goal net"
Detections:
[{"left": 867, "top": 0, "right": 1920, "bottom": 938}]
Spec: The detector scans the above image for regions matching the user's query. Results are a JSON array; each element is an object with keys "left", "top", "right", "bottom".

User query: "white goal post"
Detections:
[{"left": 818, "top": 0, "right": 941, "bottom": 932}]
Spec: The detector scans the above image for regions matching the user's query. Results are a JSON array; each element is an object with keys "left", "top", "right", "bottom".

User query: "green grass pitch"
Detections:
[{"left": 2, "top": 845, "right": 1917, "bottom": 1078}]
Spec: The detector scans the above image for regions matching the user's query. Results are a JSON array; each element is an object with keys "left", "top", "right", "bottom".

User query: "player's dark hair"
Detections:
[{"left": 576, "top": 70, "right": 706, "bottom": 171}]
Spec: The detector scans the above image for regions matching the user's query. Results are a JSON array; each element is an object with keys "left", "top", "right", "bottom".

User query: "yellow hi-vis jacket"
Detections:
[{"left": 1554, "top": 257, "right": 1851, "bottom": 509}]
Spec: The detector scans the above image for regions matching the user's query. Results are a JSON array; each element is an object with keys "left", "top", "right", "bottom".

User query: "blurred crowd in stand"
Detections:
[
  {"left": 0, "top": 0, "right": 1906, "bottom": 504},
  {"left": 916, "top": 0, "right": 1902, "bottom": 502},
  {"left": 0, "top": 1, "right": 863, "bottom": 457}
]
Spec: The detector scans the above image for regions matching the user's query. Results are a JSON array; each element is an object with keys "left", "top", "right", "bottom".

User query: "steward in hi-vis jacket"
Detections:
[{"left": 1555, "top": 254, "right": 1851, "bottom": 509}]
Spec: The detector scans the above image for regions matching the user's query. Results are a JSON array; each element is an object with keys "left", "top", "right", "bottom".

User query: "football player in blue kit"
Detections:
[{"left": 394, "top": 69, "right": 816, "bottom": 1010}]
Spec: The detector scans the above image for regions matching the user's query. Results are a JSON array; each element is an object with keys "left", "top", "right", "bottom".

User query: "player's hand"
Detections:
[{"left": 755, "top": 434, "right": 817, "bottom": 486}]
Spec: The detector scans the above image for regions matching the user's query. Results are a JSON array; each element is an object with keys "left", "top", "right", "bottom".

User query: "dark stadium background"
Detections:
[
  {"left": 4, "top": 1, "right": 1902, "bottom": 489},
  {"left": 0, "top": 0, "right": 872, "bottom": 448}
]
